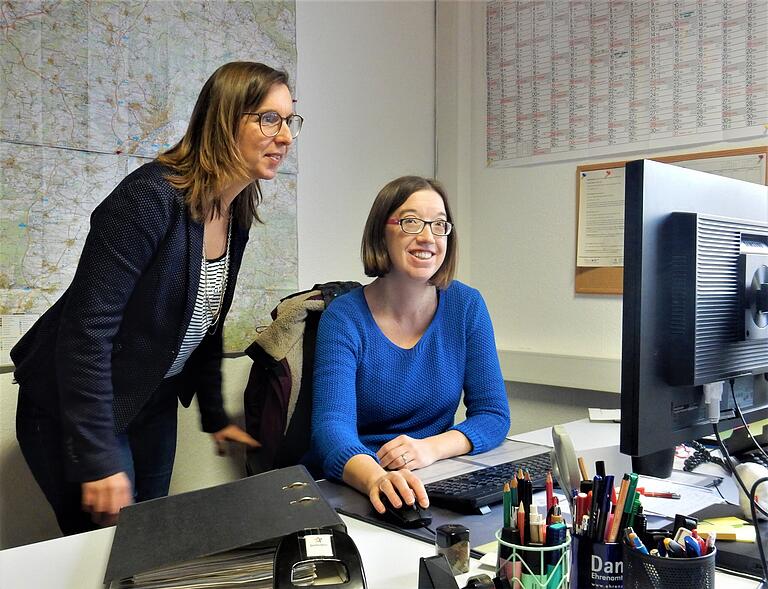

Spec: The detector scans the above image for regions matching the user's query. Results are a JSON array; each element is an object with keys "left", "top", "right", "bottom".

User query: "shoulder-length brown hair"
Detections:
[
  {"left": 361, "top": 176, "right": 457, "bottom": 289},
  {"left": 157, "top": 61, "right": 290, "bottom": 227}
]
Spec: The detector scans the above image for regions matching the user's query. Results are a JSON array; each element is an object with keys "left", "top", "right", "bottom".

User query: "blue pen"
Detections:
[{"left": 683, "top": 535, "right": 701, "bottom": 557}]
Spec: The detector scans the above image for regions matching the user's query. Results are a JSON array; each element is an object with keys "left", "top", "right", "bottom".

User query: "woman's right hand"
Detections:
[
  {"left": 81, "top": 471, "right": 133, "bottom": 526},
  {"left": 368, "top": 468, "right": 429, "bottom": 514}
]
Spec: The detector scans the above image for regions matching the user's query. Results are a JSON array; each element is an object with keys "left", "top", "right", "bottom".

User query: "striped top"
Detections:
[{"left": 165, "top": 255, "right": 227, "bottom": 377}]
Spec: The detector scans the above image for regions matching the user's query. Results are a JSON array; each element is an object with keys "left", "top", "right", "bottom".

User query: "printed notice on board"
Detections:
[
  {"left": 1, "top": 315, "right": 38, "bottom": 366},
  {"left": 576, "top": 168, "right": 625, "bottom": 267}
]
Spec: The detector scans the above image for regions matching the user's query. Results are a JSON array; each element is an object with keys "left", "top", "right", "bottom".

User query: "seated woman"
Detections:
[{"left": 307, "top": 176, "right": 510, "bottom": 514}]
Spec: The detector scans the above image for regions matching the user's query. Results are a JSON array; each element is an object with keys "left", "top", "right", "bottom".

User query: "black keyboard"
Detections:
[{"left": 425, "top": 451, "right": 552, "bottom": 514}]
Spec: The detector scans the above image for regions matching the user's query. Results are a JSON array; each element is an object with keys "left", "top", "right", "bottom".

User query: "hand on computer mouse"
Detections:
[
  {"left": 377, "top": 494, "right": 433, "bottom": 529},
  {"left": 369, "top": 469, "right": 429, "bottom": 515}
]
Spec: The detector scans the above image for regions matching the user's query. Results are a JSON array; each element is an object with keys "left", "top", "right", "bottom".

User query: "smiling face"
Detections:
[
  {"left": 237, "top": 83, "right": 294, "bottom": 181},
  {"left": 385, "top": 189, "right": 449, "bottom": 284}
]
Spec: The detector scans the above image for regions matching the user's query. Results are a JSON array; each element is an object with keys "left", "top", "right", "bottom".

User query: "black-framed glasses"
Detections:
[
  {"left": 243, "top": 111, "right": 303, "bottom": 138},
  {"left": 387, "top": 217, "right": 453, "bottom": 236}
]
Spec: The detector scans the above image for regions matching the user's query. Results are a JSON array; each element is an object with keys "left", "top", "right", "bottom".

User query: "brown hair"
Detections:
[
  {"left": 361, "top": 176, "right": 457, "bottom": 289},
  {"left": 157, "top": 61, "right": 290, "bottom": 226}
]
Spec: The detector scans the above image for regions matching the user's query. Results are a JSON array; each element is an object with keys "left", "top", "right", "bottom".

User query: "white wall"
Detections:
[
  {"left": 435, "top": 1, "right": 768, "bottom": 393},
  {"left": 295, "top": 0, "right": 436, "bottom": 289}
]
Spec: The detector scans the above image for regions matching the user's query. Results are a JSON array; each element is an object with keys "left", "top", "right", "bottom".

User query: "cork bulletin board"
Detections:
[{"left": 575, "top": 146, "right": 768, "bottom": 295}]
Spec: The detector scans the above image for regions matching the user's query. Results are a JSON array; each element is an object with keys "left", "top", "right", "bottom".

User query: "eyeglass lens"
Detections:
[
  {"left": 400, "top": 218, "right": 451, "bottom": 235},
  {"left": 258, "top": 111, "right": 302, "bottom": 138}
]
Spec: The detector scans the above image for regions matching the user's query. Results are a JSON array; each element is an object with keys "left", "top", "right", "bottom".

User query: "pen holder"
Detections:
[
  {"left": 496, "top": 529, "right": 571, "bottom": 589},
  {"left": 569, "top": 536, "right": 622, "bottom": 589},
  {"left": 622, "top": 545, "right": 716, "bottom": 589}
]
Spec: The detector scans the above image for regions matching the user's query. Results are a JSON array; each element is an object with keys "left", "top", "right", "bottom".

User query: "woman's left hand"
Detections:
[
  {"left": 211, "top": 424, "right": 261, "bottom": 456},
  {"left": 377, "top": 435, "right": 437, "bottom": 471}
]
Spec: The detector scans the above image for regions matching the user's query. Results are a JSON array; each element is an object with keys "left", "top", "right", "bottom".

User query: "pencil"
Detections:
[
  {"left": 578, "top": 456, "right": 589, "bottom": 481},
  {"left": 503, "top": 482, "right": 511, "bottom": 528},
  {"left": 510, "top": 476, "right": 519, "bottom": 507},
  {"left": 606, "top": 474, "right": 630, "bottom": 543}
]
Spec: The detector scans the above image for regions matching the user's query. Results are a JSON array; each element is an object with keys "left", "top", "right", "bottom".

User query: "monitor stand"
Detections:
[{"left": 632, "top": 447, "right": 675, "bottom": 478}]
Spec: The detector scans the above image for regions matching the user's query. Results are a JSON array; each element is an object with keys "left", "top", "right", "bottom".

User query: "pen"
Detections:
[
  {"left": 595, "top": 475, "right": 613, "bottom": 542},
  {"left": 640, "top": 490, "right": 681, "bottom": 499},
  {"left": 595, "top": 460, "right": 606, "bottom": 478}
]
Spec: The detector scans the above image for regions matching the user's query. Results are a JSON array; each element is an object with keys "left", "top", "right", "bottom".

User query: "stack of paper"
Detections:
[{"left": 109, "top": 542, "right": 309, "bottom": 589}]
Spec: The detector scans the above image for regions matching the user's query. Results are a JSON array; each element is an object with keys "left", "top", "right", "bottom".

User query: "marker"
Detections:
[
  {"left": 683, "top": 535, "right": 702, "bottom": 557},
  {"left": 628, "top": 532, "right": 649, "bottom": 555},
  {"left": 663, "top": 538, "right": 686, "bottom": 558},
  {"left": 705, "top": 532, "right": 716, "bottom": 555},
  {"left": 545, "top": 523, "right": 567, "bottom": 589}
]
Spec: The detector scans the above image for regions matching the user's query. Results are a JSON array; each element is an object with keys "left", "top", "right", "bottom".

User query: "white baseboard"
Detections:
[{"left": 498, "top": 349, "right": 621, "bottom": 393}]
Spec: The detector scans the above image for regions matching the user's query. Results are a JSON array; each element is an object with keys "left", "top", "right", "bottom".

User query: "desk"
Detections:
[
  {"left": 0, "top": 420, "right": 762, "bottom": 588},
  {"left": 0, "top": 513, "right": 759, "bottom": 589}
]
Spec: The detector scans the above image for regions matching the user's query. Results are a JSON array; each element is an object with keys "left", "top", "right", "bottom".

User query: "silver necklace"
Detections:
[{"left": 201, "top": 215, "right": 232, "bottom": 335}]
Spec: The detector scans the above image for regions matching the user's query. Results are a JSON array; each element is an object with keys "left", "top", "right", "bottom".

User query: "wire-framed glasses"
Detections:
[
  {"left": 243, "top": 111, "right": 304, "bottom": 138},
  {"left": 387, "top": 217, "right": 453, "bottom": 236}
]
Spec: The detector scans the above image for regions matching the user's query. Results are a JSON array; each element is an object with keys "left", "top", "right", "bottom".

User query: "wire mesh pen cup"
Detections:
[
  {"left": 623, "top": 544, "right": 716, "bottom": 589},
  {"left": 496, "top": 528, "right": 572, "bottom": 589}
]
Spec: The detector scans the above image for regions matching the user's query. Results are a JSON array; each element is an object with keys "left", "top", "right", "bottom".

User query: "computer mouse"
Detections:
[{"left": 377, "top": 495, "right": 433, "bottom": 529}]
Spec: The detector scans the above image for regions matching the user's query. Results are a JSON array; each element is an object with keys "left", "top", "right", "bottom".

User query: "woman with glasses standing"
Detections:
[
  {"left": 307, "top": 176, "right": 510, "bottom": 514},
  {"left": 12, "top": 61, "right": 304, "bottom": 535}
]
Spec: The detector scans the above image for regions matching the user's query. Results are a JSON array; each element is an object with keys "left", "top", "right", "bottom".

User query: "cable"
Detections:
[
  {"left": 714, "top": 424, "right": 768, "bottom": 586},
  {"left": 750, "top": 475, "right": 768, "bottom": 588},
  {"left": 683, "top": 440, "right": 730, "bottom": 473},
  {"left": 713, "top": 425, "right": 768, "bottom": 518},
  {"left": 712, "top": 482, "right": 739, "bottom": 507},
  {"left": 729, "top": 379, "right": 768, "bottom": 460}
]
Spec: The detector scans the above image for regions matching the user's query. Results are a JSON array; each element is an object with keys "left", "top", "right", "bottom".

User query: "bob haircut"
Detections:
[
  {"left": 157, "top": 61, "right": 290, "bottom": 227},
  {"left": 361, "top": 176, "right": 457, "bottom": 289}
]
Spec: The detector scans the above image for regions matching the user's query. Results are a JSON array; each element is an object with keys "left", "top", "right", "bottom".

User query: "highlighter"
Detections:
[
  {"left": 628, "top": 532, "right": 649, "bottom": 555},
  {"left": 520, "top": 545, "right": 545, "bottom": 589},
  {"left": 545, "top": 523, "right": 567, "bottom": 588}
]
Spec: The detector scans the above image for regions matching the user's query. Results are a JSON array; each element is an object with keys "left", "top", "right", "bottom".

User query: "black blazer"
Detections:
[{"left": 11, "top": 161, "right": 249, "bottom": 482}]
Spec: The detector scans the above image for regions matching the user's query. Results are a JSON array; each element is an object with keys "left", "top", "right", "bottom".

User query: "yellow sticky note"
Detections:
[{"left": 698, "top": 517, "right": 756, "bottom": 543}]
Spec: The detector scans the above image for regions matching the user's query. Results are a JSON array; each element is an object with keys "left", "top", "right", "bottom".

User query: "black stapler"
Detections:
[{"left": 273, "top": 527, "right": 367, "bottom": 588}]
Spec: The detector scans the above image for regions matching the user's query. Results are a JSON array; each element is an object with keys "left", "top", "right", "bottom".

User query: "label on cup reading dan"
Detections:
[{"left": 571, "top": 536, "right": 623, "bottom": 589}]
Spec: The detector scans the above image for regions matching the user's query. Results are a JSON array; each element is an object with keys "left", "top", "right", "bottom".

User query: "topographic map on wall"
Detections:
[{"left": 0, "top": 0, "right": 298, "bottom": 353}]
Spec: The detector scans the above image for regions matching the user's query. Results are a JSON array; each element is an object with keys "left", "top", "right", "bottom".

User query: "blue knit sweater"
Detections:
[{"left": 308, "top": 280, "right": 510, "bottom": 481}]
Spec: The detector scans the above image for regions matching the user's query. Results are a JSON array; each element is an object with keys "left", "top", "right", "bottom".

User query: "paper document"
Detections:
[
  {"left": 588, "top": 408, "right": 621, "bottom": 423},
  {"left": 636, "top": 475, "right": 724, "bottom": 518}
]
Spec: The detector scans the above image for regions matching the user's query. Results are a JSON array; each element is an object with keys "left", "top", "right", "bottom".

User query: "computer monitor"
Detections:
[{"left": 620, "top": 159, "right": 768, "bottom": 473}]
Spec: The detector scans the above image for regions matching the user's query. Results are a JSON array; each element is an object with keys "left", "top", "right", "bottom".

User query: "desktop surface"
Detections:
[{"left": 0, "top": 420, "right": 763, "bottom": 588}]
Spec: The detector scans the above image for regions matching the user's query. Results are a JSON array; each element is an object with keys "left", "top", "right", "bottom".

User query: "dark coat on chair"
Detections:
[{"left": 11, "top": 161, "right": 249, "bottom": 483}]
